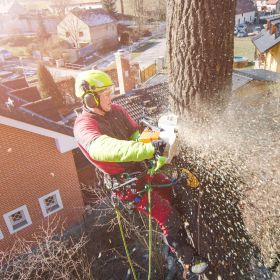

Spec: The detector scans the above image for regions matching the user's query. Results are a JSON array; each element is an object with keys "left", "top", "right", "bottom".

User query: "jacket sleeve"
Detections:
[{"left": 88, "top": 135, "right": 155, "bottom": 162}]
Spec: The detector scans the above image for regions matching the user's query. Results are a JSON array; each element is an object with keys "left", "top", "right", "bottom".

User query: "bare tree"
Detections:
[
  {"left": 130, "top": 0, "right": 144, "bottom": 31},
  {"left": 81, "top": 184, "right": 166, "bottom": 279},
  {"left": 102, "top": 0, "right": 117, "bottom": 15},
  {"left": 166, "top": 1, "right": 236, "bottom": 118},
  {"left": 58, "top": 13, "right": 84, "bottom": 48},
  {"left": 0, "top": 218, "right": 93, "bottom": 280}
]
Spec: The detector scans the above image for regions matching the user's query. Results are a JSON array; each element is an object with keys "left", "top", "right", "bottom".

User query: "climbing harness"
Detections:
[{"left": 108, "top": 155, "right": 200, "bottom": 280}]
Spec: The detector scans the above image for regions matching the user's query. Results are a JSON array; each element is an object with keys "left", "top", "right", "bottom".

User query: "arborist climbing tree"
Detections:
[{"left": 73, "top": 70, "right": 208, "bottom": 279}]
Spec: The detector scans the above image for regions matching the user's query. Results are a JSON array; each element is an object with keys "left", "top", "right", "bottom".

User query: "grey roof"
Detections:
[
  {"left": 136, "top": 72, "right": 254, "bottom": 93},
  {"left": 73, "top": 9, "right": 115, "bottom": 27},
  {"left": 251, "top": 28, "right": 280, "bottom": 53},
  {"left": 143, "top": 73, "right": 168, "bottom": 88},
  {"left": 232, "top": 72, "right": 253, "bottom": 90},
  {"left": 235, "top": 69, "right": 280, "bottom": 82}
]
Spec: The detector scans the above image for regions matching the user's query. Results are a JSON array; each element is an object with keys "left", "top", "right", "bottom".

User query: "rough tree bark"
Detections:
[{"left": 167, "top": 0, "right": 236, "bottom": 118}]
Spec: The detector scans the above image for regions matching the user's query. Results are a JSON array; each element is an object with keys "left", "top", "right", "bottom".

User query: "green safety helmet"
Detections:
[{"left": 75, "top": 70, "right": 113, "bottom": 98}]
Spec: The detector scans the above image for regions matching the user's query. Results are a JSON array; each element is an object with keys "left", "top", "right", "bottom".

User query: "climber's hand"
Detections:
[{"left": 151, "top": 140, "right": 166, "bottom": 158}]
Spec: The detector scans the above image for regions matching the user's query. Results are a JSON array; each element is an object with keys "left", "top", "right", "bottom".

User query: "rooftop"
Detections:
[
  {"left": 1, "top": 69, "right": 279, "bottom": 139},
  {"left": 251, "top": 22, "right": 280, "bottom": 53},
  {"left": 72, "top": 8, "right": 116, "bottom": 27},
  {"left": 236, "top": 0, "right": 257, "bottom": 14},
  {"left": 0, "top": 79, "right": 73, "bottom": 136},
  {"left": 2, "top": 78, "right": 28, "bottom": 90},
  {"left": 266, "top": 0, "right": 280, "bottom": 5}
]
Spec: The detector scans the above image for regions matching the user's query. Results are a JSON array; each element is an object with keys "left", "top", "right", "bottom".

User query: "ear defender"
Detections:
[
  {"left": 83, "top": 94, "right": 100, "bottom": 109},
  {"left": 81, "top": 80, "right": 99, "bottom": 109}
]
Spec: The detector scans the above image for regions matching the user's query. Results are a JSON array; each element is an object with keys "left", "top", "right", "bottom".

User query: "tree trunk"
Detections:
[{"left": 166, "top": 0, "right": 236, "bottom": 118}]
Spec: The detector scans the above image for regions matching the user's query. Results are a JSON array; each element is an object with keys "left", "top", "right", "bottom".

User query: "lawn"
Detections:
[{"left": 234, "top": 36, "right": 255, "bottom": 61}]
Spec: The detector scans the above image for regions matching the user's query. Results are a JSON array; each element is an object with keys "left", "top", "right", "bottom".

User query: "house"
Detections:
[
  {"left": 266, "top": 0, "right": 280, "bottom": 13},
  {"left": 0, "top": 80, "right": 85, "bottom": 251},
  {"left": 236, "top": 0, "right": 257, "bottom": 26},
  {"left": 256, "top": 0, "right": 267, "bottom": 11},
  {"left": 16, "top": 14, "right": 60, "bottom": 34},
  {"left": 57, "top": 9, "right": 118, "bottom": 50},
  {"left": 252, "top": 15, "right": 280, "bottom": 72},
  {"left": 0, "top": 0, "right": 26, "bottom": 16}
]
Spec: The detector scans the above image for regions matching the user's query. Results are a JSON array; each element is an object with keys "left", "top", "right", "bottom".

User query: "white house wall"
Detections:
[
  {"left": 256, "top": 0, "right": 267, "bottom": 11},
  {"left": 57, "top": 13, "right": 91, "bottom": 48},
  {"left": 90, "top": 23, "right": 118, "bottom": 50},
  {"left": 235, "top": 11, "right": 256, "bottom": 26},
  {"left": 266, "top": 4, "right": 276, "bottom": 12}
]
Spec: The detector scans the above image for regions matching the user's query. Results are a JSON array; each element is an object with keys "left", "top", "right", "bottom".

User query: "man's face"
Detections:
[{"left": 98, "top": 87, "right": 114, "bottom": 112}]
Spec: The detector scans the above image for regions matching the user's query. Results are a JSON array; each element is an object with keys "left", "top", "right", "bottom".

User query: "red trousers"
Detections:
[{"left": 115, "top": 173, "right": 195, "bottom": 263}]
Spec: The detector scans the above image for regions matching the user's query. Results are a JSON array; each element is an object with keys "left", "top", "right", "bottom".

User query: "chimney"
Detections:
[
  {"left": 114, "top": 50, "right": 135, "bottom": 95},
  {"left": 114, "top": 50, "right": 125, "bottom": 95}
]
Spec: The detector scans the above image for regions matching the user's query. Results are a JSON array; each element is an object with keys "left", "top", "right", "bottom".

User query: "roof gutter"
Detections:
[{"left": 0, "top": 115, "right": 77, "bottom": 153}]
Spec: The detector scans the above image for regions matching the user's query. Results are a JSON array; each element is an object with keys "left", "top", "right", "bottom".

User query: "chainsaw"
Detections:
[
  {"left": 139, "top": 113, "right": 179, "bottom": 164},
  {"left": 138, "top": 114, "right": 199, "bottom": 189}
]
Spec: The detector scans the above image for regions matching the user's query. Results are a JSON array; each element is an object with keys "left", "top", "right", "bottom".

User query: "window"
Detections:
[
  {"left": 0, "top": 230, "right": 3, "bottom": 240},
  {"left": 79, "top": 31, "right": 84, "bottom": 37},
  {"left": 39, "top": 190, "right": 63, "bottom": 217},
  {"left": 3, "top": 205, "right": 32, "bottom": 234}
]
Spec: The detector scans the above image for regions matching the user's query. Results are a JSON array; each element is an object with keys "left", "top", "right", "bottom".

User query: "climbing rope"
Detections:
[
  {"left": 115, "top": 206, "right": 137, "bottom": 280},
  {"left": 113, "top": 160, "right": 200, "bottom": 280},
  {"left": 147, "top": 183, "right": 153, "bottom": 280},
  {"left": 197, "top": 186, "right": 202, "bottom": 256}
]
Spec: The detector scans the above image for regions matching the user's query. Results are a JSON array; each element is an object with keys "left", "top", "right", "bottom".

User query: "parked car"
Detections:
[
  {"left": 234, "top": 27, "right": 238, "bottom": 35},
  {"left": 237, "top": 24, "right": 247, "bottom": 33},
  {"left": 237, "top": 31, "right": 248, "bottom": 38},
  {"left": 254, "top": 26, "right": 262, "bottom": 33},
  {"left": 238, "top": 23, "right": 247, "bottom": 29}
]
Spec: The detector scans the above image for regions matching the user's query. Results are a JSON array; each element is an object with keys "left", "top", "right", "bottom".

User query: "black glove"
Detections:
[{"left": 151, "top": 140, "right": 166, "bottom": 157}]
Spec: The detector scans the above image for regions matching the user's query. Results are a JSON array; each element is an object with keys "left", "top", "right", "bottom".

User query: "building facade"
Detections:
[
  {"left": 0, "top": 121, "right": 84, "bottom": 251},
  {"left": 235, "top": 0, "right": 257, "bottom": 26},
  {"left": 57, "top": 9, "right": 118, "bottom": 50},
  {"left": 252, "top": 15, "right": 280, "bottom": 72},
  {"left": 0, "top": 78, "right": 85, "bottom": 251}
]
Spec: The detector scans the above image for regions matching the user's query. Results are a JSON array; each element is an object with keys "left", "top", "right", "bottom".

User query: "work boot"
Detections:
[
  {"left": 190, "top": 256, "right": 208, "bottom": 274},
  {"left": 182, "top": 257, "right": 208, "bottom": 279}
]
